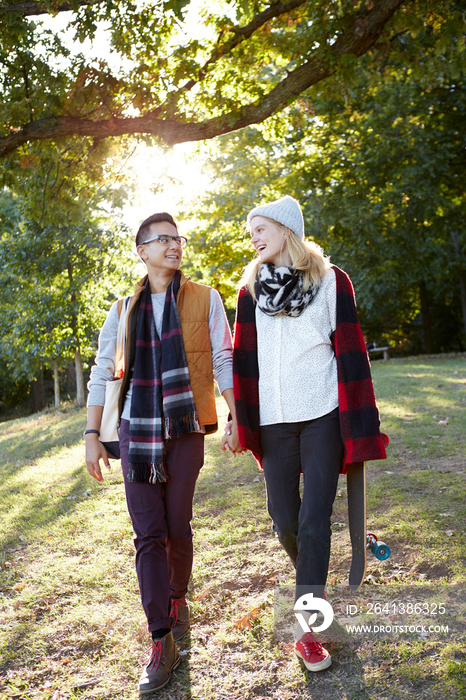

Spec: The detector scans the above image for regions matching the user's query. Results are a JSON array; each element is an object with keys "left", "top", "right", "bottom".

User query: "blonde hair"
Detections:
[{"left": 240, "top": 220, "right": 331, "bottom": 298}]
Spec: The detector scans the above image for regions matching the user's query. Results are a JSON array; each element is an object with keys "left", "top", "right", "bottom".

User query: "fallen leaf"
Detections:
[{"left": 234, "top": 606, "right": 261, "bottom": 630}]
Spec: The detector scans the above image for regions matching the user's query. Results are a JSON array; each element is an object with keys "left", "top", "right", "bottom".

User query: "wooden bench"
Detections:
[{"left": 368, "top": 346, "right": 390, "bottom": 361}]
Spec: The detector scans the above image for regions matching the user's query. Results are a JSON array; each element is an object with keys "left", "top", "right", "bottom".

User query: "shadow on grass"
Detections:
[
  {"left": 275, "top": 585, "right": 370, "bottom": 699},
  {"left": 0, "top": 408, "right": 93, "bottom": 556},
  {"left": 1, "top": 461, "right": 90, "bottom": 528},
  {"left": 0, "top": 407, "right": 85, "bottom": 478},
  {"left": 0, "top": 620, "right": 34, "bottom": 685},
  {"left": 194, "top": 447, "right": 261, "bottom": 505},
  {"left": 303, "top": 645, "right": 371, "bottom": 700},
  {"left": 0, "top": 464, "right": 98, "bottom": 609}
]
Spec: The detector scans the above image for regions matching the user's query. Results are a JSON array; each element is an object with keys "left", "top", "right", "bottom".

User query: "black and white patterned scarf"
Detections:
[
  {"left": 255, "top": 263, "right": 319, "bottom": 317},
  {"left": 127, "top": 272, "right": 200, "bottom": 484}
]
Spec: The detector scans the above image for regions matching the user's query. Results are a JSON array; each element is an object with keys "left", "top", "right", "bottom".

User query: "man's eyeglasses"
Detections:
[{"left": 141, "top": 235, "right": 188, "bottom": 247}]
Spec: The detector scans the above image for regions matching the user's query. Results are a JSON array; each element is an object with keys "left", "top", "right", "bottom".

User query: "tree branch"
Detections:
[
  {"left": 177, "top": 0, "right": 310, "bottom": 96},
  {"left": 0, "top": 0, "right": 100, "bottom": 17},
  {"left": 0, "top": 0, "right": 406, "bottom": 157}
]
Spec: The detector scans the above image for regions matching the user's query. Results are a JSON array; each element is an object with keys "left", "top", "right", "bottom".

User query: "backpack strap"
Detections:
[
  {"left": 117, "top": 297, "right": 124, "bottom": 318},
  {"left": 114, "top": 297, "right": 130, "bottom": 375}
]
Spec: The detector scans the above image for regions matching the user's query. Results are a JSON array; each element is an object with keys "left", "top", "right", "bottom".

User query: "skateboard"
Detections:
[
  {"left": 347, "top": 462, "right": 392, "bottom": 591},
  {"left": 347, "top": 461, "right": 367, "bottom": 591}
]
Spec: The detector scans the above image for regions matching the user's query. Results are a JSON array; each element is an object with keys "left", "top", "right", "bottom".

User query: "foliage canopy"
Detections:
[
  {"left": 0, "top": 0, "right": 463, "bottom": 157},
  {"left": 180, "top": 44, "right": 466, "bottom": 354}
]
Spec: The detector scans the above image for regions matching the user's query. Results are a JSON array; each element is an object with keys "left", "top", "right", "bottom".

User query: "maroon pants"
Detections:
[{"left": 120, "top": 419, "right": 204, "bottom": 633}]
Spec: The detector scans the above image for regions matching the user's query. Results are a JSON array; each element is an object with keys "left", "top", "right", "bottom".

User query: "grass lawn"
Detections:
[{"left": 0, "top": 354, "right": 465, "bottom": 699}]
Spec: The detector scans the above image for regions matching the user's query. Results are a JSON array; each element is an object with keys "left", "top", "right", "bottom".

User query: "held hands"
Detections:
[
  {"left": 220, "top": 419, "right": 244, "bottom": 457},
  {"left": 85, "top": 434, "right": 112, "bottom": 482}
]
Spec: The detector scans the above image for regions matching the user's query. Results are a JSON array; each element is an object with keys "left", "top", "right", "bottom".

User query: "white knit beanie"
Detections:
[{"left": 247, "top": 195, "right": 304, "bottom": 239}]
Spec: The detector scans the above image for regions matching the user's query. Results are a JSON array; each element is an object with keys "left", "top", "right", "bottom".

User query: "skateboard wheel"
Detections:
[
  {"left": 366, "top": 533, "right": 391, "bottom": 560},
  {"left": 373, "top": 541, "right": 391, "bottom": 561}
]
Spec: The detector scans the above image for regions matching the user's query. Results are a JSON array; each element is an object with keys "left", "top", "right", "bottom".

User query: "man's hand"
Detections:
[
  {"left": 85, "top": 434, "right": 112, "bottom": 482},
  {"left": 220, "top": 389, "right": 244, "bottom": 456}
]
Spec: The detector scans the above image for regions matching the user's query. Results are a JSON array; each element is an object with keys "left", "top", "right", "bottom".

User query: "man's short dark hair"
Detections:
[{"left": 135, "top": 212, "right": 178, "bottom": 247}]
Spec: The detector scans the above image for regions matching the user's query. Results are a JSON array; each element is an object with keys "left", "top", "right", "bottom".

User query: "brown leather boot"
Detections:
[
  {"left": 138, "top": 631, "right": 180, "bottom": 695},
  {"left": 169, "top": 598, "right": 191, "bottom": 642}
]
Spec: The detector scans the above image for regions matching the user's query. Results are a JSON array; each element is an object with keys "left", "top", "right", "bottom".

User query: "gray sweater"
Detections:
[{"left": 87, "top": 288, "right": 233, "bottom": 421}]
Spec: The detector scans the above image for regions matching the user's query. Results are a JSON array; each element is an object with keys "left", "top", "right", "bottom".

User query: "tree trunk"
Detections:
[
  {"left": 31, "top": 371, "right": 46, "bottom": 413},
  {"left": 75, "top": 348, "right": 85, "bottom": 407},
  {"left": 66, "top": 259, "right": 85, "bottom": 407},
  {"left": 459, "top": 272, "right": 466, "bottom": 340},
  {"left": 419, "top": 279, "right": 434, "bottom": 354},
  {"left": 66, "top": 361, "right": 76, "bottom": 393},
  {"left": 53, "top": 360, "right": 60, "bottom": 409},
  {"left": 451, "top": 231, "right": 466, "bottom": 338}
]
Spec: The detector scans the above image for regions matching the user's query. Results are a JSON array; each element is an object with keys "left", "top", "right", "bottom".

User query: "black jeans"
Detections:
[{"left": 260, "top": 408, "right": 343, "bottom": 600}]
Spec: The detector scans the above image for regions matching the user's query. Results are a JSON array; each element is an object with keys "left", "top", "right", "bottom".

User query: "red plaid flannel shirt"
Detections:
[{"left": 232, "top": 265, "right": 388, "bottom": 473}]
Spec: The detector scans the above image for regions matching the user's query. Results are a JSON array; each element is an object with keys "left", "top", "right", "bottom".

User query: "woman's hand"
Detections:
[
  {"left": 85, "top": 434, "right": 112, "bottom": 482},
  {"left": 221, "top": 419, "right": 243, "bottom": 456}
]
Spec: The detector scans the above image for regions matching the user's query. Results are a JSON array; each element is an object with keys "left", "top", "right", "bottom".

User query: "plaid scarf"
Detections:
[
  {"left": 127, "top": 272, "right": 200, "bottom": 484},
  {"left": 255, "top": 263, "right": 318, "bottom": 317},
  {"left": 233, "top": 266, "right": 388, "bottom": 473}
]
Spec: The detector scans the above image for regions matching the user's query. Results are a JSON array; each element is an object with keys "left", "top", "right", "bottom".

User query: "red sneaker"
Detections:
[{"left": 295, "top": 632, "right": 332, "bottom": 672}]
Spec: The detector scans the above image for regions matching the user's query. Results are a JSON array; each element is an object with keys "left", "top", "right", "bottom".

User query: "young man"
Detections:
[{"left": 85, "top": 212, "right": 236, "bottom": 694}]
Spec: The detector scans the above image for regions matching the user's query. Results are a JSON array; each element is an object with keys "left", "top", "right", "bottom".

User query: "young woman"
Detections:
[
  {"left": 222, "top": 195, "right": 388, "bottom": 672},
  {"left": 86, "top": 212, "right": 237, "bottom": 695}
]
